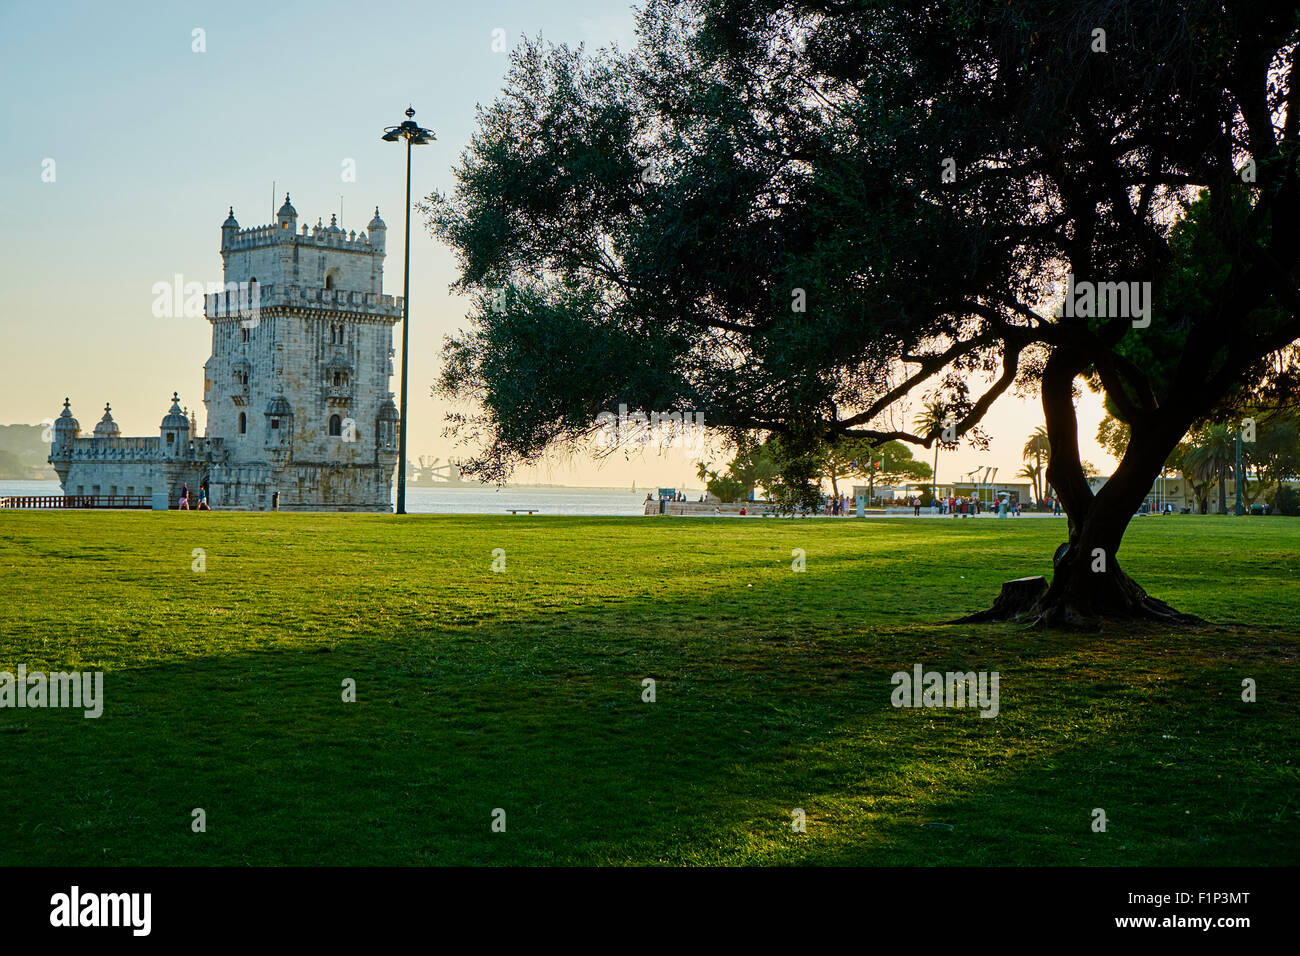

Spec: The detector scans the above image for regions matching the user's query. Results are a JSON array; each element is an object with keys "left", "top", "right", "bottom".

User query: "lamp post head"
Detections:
[{"left": 382, "top": 106, "right": 436, "bottom": 145}]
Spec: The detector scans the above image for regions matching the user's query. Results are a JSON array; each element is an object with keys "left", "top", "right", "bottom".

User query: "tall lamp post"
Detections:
[
  {"left": 1234, "top": 425, "right": 1245, "bottom": 516},
  {"left": 382, "top": 106, "right": 435, "bottom": 514}
]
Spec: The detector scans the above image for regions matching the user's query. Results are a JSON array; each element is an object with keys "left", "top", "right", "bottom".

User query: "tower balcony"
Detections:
[
  {"left": 205, "top": 284, "right": 403, "bottom": 322},
  {"left": 322, "top": 383, "right": 354, "bottom": 404}
]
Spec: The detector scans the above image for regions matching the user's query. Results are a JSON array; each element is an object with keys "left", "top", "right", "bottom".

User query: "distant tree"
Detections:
[
  {"left": 1021, "top": 426, "right": 1051, "bottom": 504},
  {"left": 874, "top": 440, "right": 933, "bottom": 486},
  {"left": 1184, "top": 426, "right": 1237, "bottom": 512},
  {"left": 1218, "top": 404, "right": 1300, "bottom": 506},
  {"left": 697, "top": 435, "right": 780, "bottom": 501},
  {"left": 1271, "top": 484, "right": 1300, "bottom": 515},
  {"left": 705, "top": 474, "right": 748, "bottom": 503},
  {"left": 1095, "top": 416, "right": 1130, "bottom": 464},
  {"left": 814, "top": 437, "right": 874, "bottom": 501},
  {"left": 912, "top": 401, "right": 956, "bottom": 501},
  {"left": 1015, "top": 463, "right": 1041, "bottom": 503},
  {"left": 817, "top": 437, "right": 932, "bottom": 501}
]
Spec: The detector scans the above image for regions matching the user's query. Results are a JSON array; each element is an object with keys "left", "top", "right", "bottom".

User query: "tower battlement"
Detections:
[
  {"left": 220, "top": 195, "right": 388, "bottom": 295},
  {"left": 222, "top": 221, "right": 380, "bottom": 252},
  {"left": 58, "top": 435, "right": 226, "bottom": 463}
]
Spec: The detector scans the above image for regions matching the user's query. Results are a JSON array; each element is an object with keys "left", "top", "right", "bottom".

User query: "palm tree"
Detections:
[
  {"left": 1015, "top": 463, "right": 1041, "bottom": 503},
  {"left": 913, "top": 400, "right": 949, "bottom": 501},
  {"left": 1181, "top": 447, "right": 1215, "bottom": 513},
  {"left": 1022, "top": 425, "right": 1051, "bottom": 505},
  {"left": 1185, "top": 426, "right": 1235, "bottom": 513}
]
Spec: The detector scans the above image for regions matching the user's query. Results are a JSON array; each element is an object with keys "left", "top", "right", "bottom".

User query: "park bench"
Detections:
[{"left": 506, "top": 509, "right": 539, "bottom": 515}]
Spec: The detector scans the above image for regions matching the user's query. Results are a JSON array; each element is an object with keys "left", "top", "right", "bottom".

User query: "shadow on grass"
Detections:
[{"left": 2, "top": 574, "right": 1296, "bottom": 866}]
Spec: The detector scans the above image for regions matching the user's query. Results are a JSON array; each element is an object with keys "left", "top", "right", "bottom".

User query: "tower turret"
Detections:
[
  {"left": 48, "top": 398, "right": 80, "bottom": 492},
  {"left": 160, "top": 392, "right": 190, "bottom": 459},
  {"left": 221, "top": 207, "right": 240, "bottom": 250},
  {"left": 277, "top": 193, "right": 298, "bottom": 234},
  {"left": 52, "top": 398, "right": 80, "bottom": 451},
  {"left": 376, "top": 394, "right": 400, "bottom": 463},
  {"left": 367, "top": 207, "right": 386, "bottom": 252},
  {"left": 93, "top": 403, "right": 120, "bottom": 438}
]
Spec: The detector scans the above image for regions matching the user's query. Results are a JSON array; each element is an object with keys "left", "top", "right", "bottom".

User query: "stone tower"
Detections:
[
  {"left": 202, "top": 195, "right": 402, "bottom": 510},
  {"left": 47, "top": 193, "right": 402, "bottom": 512}
]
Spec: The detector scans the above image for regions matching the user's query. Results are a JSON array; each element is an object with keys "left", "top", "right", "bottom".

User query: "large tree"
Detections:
[{"left": 425, "top": 0, "right": 1300, "bottom": 626}]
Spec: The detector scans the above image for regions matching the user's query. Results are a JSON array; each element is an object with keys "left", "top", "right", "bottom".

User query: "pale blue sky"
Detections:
[{"left": 0, "top": 0, "right": 1107, "bottom": 486}]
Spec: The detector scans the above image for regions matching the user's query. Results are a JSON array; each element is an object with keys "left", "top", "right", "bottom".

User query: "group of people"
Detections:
[
  {"left": 676, "top": 489, "right": 1046, "bottom": 517},
  {"left": 177, "top": 481, "right": 210, "bottom": 511},
  {"left": 934, "top": 495, "right": 1021, "bottom": 517}
]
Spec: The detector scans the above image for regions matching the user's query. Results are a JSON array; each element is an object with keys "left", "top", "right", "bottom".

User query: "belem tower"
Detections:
[{"left": 48, "top": 195, "right": 403, "bottom": 511}]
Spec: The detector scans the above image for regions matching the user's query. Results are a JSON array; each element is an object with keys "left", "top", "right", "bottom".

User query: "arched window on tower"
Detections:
[
  {"left": 239, "top": 412, "right": 246, "bottom": 434},
  {"left": 325, "top": 274, "right": 335, "bottom": 290},
  {"left": 328, "top": 414, "right": 342, "bottom": 437}
]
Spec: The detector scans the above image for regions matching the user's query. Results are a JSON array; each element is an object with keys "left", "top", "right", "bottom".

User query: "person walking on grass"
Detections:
[{"left": 179, "top": 483, "right": 190, "bottom": 510}]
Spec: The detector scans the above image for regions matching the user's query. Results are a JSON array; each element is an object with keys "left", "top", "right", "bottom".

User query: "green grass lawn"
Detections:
[{"left": 1, "top": 512, "right": 1296, "bottom": 866}]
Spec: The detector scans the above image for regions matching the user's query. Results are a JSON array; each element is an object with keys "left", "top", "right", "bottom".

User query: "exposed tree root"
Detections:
[{"left": 948, "top": 561, "right": 1207, "bottom": 631}]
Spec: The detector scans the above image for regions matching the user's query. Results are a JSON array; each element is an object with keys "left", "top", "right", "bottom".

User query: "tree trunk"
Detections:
[
  {"left": 1029, "top": 486, "right": 1200, "bottom": 627},
  {"left": 954, "top": 350, "right": 1204, "bottom": 628}
]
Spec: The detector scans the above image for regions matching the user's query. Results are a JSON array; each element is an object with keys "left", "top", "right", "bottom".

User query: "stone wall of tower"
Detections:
[
  {"left": 277, "top": 313, "right": 396, "bottom": 464},
  {"left": 62, "top": 462, "right": 162, "bottom": 498},
  {"left": 203, "top": 311, "right": 273, "bottom": 460}
]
